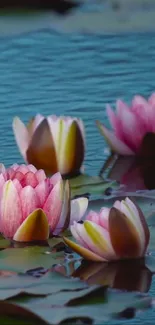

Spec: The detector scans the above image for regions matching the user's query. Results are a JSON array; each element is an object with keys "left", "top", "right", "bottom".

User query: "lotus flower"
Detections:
[
  {"left": 64, "top": 198, "right": 150, "bottom": 262},
  {"left": 0, "top": 164, "right": 88, "bottom": 242},
  {"left": 13, "top": 115, "right": 85, "bottom": 176},
  {"left": 96, "top": 93, "right": 155, "bottom": 155}
]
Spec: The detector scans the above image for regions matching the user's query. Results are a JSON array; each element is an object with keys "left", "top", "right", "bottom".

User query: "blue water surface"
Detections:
[{"left": 0, "top": 15, "right": 155, "bottom": 324}]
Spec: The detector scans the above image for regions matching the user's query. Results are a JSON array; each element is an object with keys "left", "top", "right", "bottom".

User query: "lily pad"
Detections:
[
  {"left": 0, "top": 271, "right": 88, "bottom": 299},
  {"left": 0, "top": 239, "right": 11, "bottom": 249},
  {"left": 4, "top": 287, "right": 153, "bottom": 325},
  {"left": 70, "top": 174, "right": 118, "bottom": 198},
  {"left": 0, "top": 246, "right": 64, "bottom": 273}
]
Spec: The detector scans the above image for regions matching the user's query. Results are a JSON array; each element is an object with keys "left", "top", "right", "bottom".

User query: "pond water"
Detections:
[{"left": 1, "top": 6, "right": 155, "bottom": 325}]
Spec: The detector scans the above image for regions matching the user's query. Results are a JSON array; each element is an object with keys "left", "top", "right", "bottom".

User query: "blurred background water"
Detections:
[
  {"left": 1, "top": 31, "right": 155, "bottom": 175},
  {"left": 0, "top": 1, "right": 155, "bottom": 323}
]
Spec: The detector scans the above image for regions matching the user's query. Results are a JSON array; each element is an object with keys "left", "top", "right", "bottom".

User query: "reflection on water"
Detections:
[
  {"left": 100, "top": 133, "right": 155, "bottom": 191},
  {"left": 53, "top": 258, "right": 153, "bottom": 293},
  {"left": 100, "top": 154, "right": 155, "bottom": 191}
]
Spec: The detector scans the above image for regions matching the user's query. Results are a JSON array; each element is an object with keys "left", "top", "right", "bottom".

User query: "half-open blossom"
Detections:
[
  {"left": 13, "top": 115, "right": 85, "bottom": 176},
  {"left": 96, "top": 93, "right": 155, "bottom": 155},
  {"left": 64, "top": 198, "right": 150, "bottom": 262},
  {"left": 0, "top": 164, "right": 88, "bottom": 242}
]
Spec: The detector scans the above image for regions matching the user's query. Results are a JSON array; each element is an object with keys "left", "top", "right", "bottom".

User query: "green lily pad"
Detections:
[
  {"left": 0, "top": 271, "right": 88, "bottom": 300},
  {"left": 4, "top": 288, "right": 153, "bottom": 325},
  {"left": 0, "top": 239, "right": 11, "bottom": 249},
  {"left": 0, "top": 246, "right": 64, "bottom": 273},
  {"left": 70, "top": 174, "right": 118, "bottom": 198}
]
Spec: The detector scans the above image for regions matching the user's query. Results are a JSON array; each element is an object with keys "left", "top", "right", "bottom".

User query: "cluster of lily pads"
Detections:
[{"left": 0, "top": 92, "right": 154, "bottom": 264}]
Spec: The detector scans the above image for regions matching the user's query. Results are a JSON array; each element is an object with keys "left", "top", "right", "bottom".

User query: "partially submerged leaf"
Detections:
[
  {"left": 7, "top": 289, "right": 153, "bottom": 324},
  {"left": 0, "top": 271, "right": 88, "bottom": 300}
]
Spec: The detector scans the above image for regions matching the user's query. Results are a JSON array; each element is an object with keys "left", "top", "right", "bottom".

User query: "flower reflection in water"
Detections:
[
  {"left": 100, "top": 135, "right": 155, "bottom": 191},
  {"left": 72, "top": 259, "right": 153, "bottom": 293}
]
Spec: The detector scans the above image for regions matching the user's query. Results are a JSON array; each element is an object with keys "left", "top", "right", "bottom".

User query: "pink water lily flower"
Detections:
[
  {"left": 0, "top": 164, "right": 88, "bottom": 242},
  {"left": 13, "top": 115, "right": 85, "bottom": 176},
  {"left": 96, "top": 93, "right": 155, "bottom": 155},
  {"left": 64, "top": 198, "right": 150, "bottom": 262}
]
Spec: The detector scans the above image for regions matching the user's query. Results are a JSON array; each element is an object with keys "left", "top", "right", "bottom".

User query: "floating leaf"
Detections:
[
  {"left": 70, "top": 173, "right": 118, "bottom": 198},
  {"left": 48, "top": 237, "right": 64, "bottom": 250},
  {"left": 6, "top": 289, "right": 153, "bottom": 324},
  {"left": 0, "top": 246, "right": 64, "bottom": 273},
  {"left": 0, "top": 239, "right": 11, "bottom": 249},
  {"left": 0, "top": 271, "right": 88, "bottom": 300}
]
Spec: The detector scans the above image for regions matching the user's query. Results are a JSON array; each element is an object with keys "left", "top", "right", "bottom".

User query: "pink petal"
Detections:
[
  {"left": 12, "top": 179, "right": 22, "bottom": 194},
  {"left": 0, "top": 163, "right": 6, "bottom": 175},
  {"left": 26, "top": 164, "right": 38, "bottom": 173},
  {"left": 16, "top": 164, "right": 31, "bottom": 175},
  {"left": 96, "top": 121, "right": 134, "bottom": 155},
  {"left": 21, "top": 172, "right": 38, "bottom": 188},
  {"left": 7, "top": 164, "right": 19, "bottom": 179},
  {"left": 99, "top": 207, "right": 110, "bottom": 230},
  {"left": 12, "top": 117, "right": 29, "bottom": 160},
  {"left": 0, "top": 180, "right": 22, "bottom": 238},
  {"left": 106, "top": 104, "right": 123, "bottom": 140},
  {"left": 117, "top": 106, "right": 146, "bottom": 152},
  {"left": 35, "top": 180, "right": 49, "bottom": 207},
  {"left": 53, "top": 180, "right": 70, "bottom": 235},
  {"left": 35, "top": 169, "right": 46, "bottom": 182},
  {"left": 70, "top": 222, "right": 90, "bottom": 249},
  {"left": 20, "top": 186, "right": 40, "bottom": 221},
  {"left": 50, "top": 172, "right": 62, "bottom": 187},
  {"left": 11, "top": 164, "right": 19, "bottom": 171},
  {"left": 132, "top": 95, "right": 149, "bottom": 112},
  {"left": 0, "top": 174, "right": 5, "bottom": 199},
  {"left": 148, "top": 93, "right": 155, "bottom": 106},
  {"left": 43, "top": 179, "right": 63, "bottom": 232},
  {"left": 12, "top": 171, "right": 24, "bottom": 182},
  {"left": 131, "top": 95, "right": 153, "bottom": 132},
  {"left": 86, "top": 210, "right": 100, "bottom": 223},
  {"left": 116, "top": 99, "right": 129, "bottom": 115},
  {"left": 70, "top": 197, "right": 88, "bottom": 224},
  {"left": 113, "top": 200, "right": 121, "bottom": 210}
]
